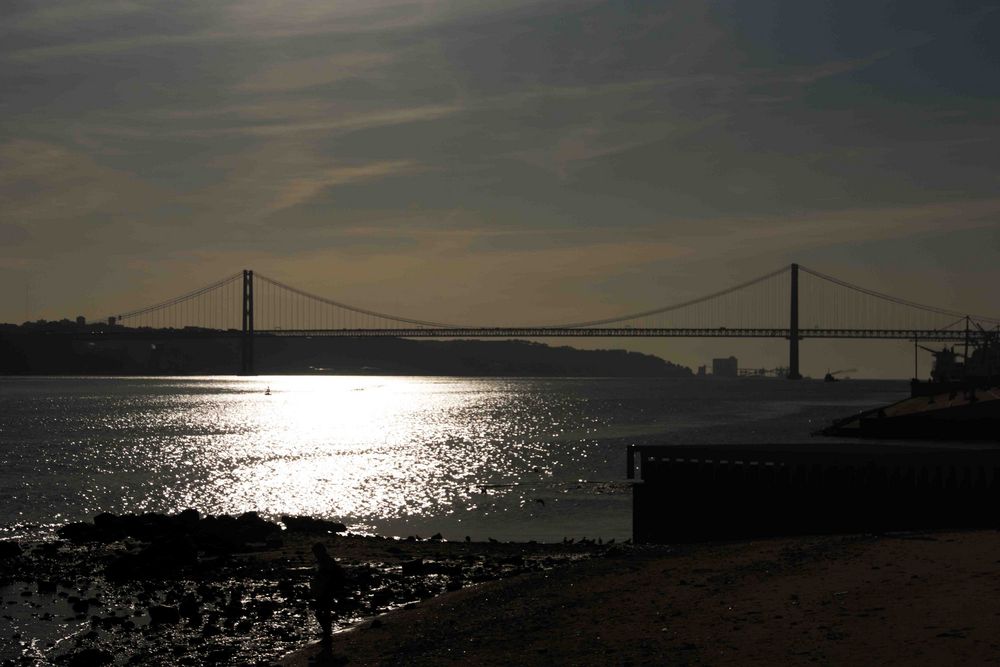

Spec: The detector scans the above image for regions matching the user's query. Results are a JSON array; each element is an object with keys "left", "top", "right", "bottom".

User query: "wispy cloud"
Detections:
[
  {"left": 2, "top": 0, "right": 557, "bottom": 62},
  {"left": 4, "top": 31, "right": 230, "bottom": 62},
  {"left": 0, "top": 139, "right": 159, "bottom": 226},
  {"left": 155, "top": 104, "right": 462, "bottom": 139},
  {"left": 11, "top": 1, "right": 145, "bottom": 26},
  {"left": 267, "top": 160, "right": 422, "bottom": 213},
  {"left": 236, "top": 52, "right": 396, "bottom": 93}
]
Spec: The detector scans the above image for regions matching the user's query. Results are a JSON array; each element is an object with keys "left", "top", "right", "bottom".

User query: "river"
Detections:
[{"left": 0, "top": 375, "right": 909, "bottom": 543}]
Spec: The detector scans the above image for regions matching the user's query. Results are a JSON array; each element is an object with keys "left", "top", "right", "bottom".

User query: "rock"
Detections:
[
  {"left": 255, "top": 600, "right": 278, "bottom": 621},
  {"left": 66, "top": 648, "right": 114, "bottom": 667},
  {"left": 148, "top": 605, "right": 181, "bottom": 625},
  {"left": 0, "top": 542, "right": 22, "bottom": 559},
  {"left": 223, "top": 589, "right": 242, "bottom": 618},
  {"left": 99, "top": 615, "right": 131, "bottom": 630},
  {"left": 203, "top": 646, "right": 236, "bottom": 664},
  {"left": 423, "top": 561, "right": 461, "bottom": 576},
  {"left": 177, "top": 508, "right": 200, "bottom": 525},
  {"left": 179, "top": 594, "right": 200, "bottom": 622},
  {"left": 401, "top": 558, "right": 424, "bottom": 576},
  {"left": 57, "top": 522, "right": 100, "bottom": 543},
  {"left": 93, "top": 512, "right": 124, "bottom": 536},
  {"left": 280, "top": 515, "right": 347, "bottom": 534},
  {"left": 106, "top": 535, "right": 198, "bottom": 581},
  {"left": 195, "top": 513, "right": 281, "bottom": 553}
]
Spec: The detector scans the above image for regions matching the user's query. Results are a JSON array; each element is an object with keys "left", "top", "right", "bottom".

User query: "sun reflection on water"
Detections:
[{"left": 160, "top": 376, "right": 558, "bottom": 532}]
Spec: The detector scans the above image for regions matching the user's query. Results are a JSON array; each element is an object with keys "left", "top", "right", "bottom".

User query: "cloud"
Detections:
[
  {"left": 1, "top": 0, "right": 562, "bottom": 62},
  {"left": 236, "top": 52, "right": 396, "bottom": 93},
  {"left": 8, "top": 1, "right": 145, "bottom": 29},
  {"left": 3, "top": 31, "right": 230, "bottom": 63},
  {"left": 0, "top": 139, "right": 159, "bottom": 228},
  {"left": 267, "top": 160, "right": 423, "bottom": 213},
  {"left": 154, "top": 104, "right": 462, "bottom": 139}
]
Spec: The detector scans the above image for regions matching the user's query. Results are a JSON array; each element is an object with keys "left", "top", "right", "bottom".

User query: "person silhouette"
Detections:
[{"left": 310, "top": 542, "right": 345, "bottom": 640}]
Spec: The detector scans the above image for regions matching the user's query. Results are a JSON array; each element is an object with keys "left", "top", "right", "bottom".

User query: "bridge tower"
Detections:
[
  {"left": 241, "top": 269, "right": 255, "bottom": 375},
  {"left": 788, "top": 263, "right": 802, "bottom": 379}
]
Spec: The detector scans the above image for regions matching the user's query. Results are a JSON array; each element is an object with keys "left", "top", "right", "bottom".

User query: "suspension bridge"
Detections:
[{"left": 99, "top": 264, "right": 1000, "bottom": 377}]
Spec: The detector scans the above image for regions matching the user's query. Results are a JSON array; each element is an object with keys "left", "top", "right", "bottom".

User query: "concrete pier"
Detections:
[{"left": 628, "top": 443, "right": 1000, "bottom": 543}]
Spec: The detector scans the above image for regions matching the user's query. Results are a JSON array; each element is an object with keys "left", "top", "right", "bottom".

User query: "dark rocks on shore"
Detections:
[
  {"left": 58, "top": 510, "right": 283, "bottom": 563},
  {"left": 280, "top": 515, "right": 347, "bottom": 534},
  {"left": 7, "top": 510, "right": 613, "bottom": 666},
  {"left": 62, "top": 647, "right": 114, "bottom": 667},
  {"left": 178, "top": 594, "right": 201, "bottom": 623},
  {"left": 148, "top": 605, "right": 181, "bottom": 625},
  {"left": 0, "top": 541, "right": 22, "bottom": 561},
  {"left": 107, "top": 536, "right": 199, "bottom": 581},
  {"left": 401, "top": 558, "right": 424, "bottom": 576}
]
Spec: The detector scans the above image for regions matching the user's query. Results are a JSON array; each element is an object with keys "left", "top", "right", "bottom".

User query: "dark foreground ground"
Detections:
[
  {"left": 284, "top": 530, "right": 1000, "bottom": 666},
  {"left": 6, "top": 514, "right": 1000, "bottom": 666},
  {"left": 0, "top": 512, "right": 606, "bottom": 666}
]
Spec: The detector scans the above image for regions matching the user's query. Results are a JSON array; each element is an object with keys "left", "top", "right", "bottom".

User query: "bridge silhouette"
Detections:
[{"left": 100, "top": 264, "right": 1000, "bottom": 377}]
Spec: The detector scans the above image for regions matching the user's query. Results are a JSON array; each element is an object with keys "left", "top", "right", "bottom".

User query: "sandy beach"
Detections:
[{"left": 283, "top": 530, "right": 1000, "bottom": 666}]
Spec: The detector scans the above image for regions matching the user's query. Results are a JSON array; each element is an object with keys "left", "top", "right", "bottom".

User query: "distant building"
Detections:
[
  {"left": 712, "top": 356, "right": 738, "bottom": 377},
  {"left": 696, "top": 365, "right": 707, "bottom": 376},
  {"left": 76, "top": 315, "right": 86, "bottom": 326}
]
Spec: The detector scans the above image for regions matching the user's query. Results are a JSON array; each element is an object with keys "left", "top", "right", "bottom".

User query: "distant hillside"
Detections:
[{"left": 0, "top": 323, "right": 691, "bottom": 377}]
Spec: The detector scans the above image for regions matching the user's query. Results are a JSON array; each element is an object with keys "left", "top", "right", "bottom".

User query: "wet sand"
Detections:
[{"left": 282, "top": 530, "right": 1000, "bottom": 666}]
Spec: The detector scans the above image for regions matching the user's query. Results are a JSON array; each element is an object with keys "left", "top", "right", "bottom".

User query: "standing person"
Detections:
[{"left": 310, "top": 542, "right": 345, "bottom": 640}]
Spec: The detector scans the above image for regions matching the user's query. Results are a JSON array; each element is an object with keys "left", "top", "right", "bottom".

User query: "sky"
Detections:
[{"left": 2, "top": 0, "right": 999, "bottom": 377}]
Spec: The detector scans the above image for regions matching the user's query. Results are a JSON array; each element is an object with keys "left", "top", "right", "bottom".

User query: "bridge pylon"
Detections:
[
  {"left": 788, "top": 263, "right": 802, "bottom": 379},
  {"left": 241, "top": 269, "right": 255, "bottom": 375}
]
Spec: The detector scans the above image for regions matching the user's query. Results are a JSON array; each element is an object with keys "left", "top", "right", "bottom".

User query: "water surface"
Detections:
[{"left": 0, "top": 376, "right": 909, "bottom": 542}]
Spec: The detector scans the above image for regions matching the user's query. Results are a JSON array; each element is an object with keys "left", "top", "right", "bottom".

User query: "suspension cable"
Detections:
[
  {"left": 112, "top": 272, "right": 244, "bottom": 321},
  {"left": 253, "top": 273, "right": 460, "bottom": 328},
  {"left": 548, "top": 266, "right": 789, "bottom": 328},
  {"left": 799, "top": 265, "right": 1000, "bottom": 324}
]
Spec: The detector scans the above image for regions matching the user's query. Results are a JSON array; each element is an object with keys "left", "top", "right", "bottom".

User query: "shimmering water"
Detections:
[{"left": 0, "top": 376, "right": 909, "bottom": 543}]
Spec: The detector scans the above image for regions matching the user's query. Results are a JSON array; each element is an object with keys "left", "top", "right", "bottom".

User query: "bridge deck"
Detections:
[{"left": 255, "top": 327, "right": 984, "bottom": 340}]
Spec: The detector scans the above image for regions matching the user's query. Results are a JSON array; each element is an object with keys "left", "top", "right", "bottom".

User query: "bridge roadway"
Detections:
[
  {"left": 61, "top": 327, "right": 988, "bottom": 342},
  {"left": 256, "top": 327, "right": 986, "bottom": 341}
]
